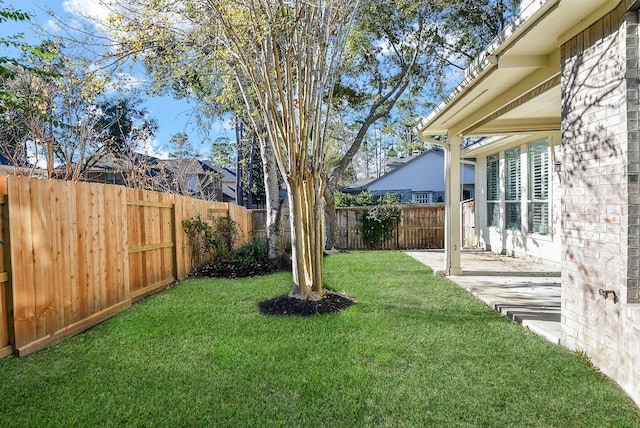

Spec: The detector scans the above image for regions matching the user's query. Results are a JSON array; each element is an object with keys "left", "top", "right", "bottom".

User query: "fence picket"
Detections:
[
  {"left": 0, "top": 177, "right": 9, "bottom": 357},
  {"left": 30, "top": 179, "right": 47, "bottom": 340},
  {"left": 9, "top": 177, "right": 34, "bottom": 348},
  {"left": 76, "top": 181, "right": 90, "bottom": 322}
]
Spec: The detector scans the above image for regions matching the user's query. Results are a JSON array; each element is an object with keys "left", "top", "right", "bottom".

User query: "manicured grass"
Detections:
[{"left": 0, "top": 251, "right": 638, "bottom": 427}]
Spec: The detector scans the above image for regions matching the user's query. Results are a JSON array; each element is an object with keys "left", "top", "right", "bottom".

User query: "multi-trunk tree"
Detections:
[
  {"left": 101, "top": 0, "right": 360, "bottom": 298},
  {"left": 204, "top": 0, "right": 359, "bottom": 299}
]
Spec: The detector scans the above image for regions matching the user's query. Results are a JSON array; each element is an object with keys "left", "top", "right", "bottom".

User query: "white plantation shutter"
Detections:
[
  {"left": 505, "top": 148, "right": 521, "bottom": 200},
  {"left": 487, "top": 154, "right": 499, "bottom": 201},
  {"left": 528, "top": 141, "right": 549, "bottom": 234},
  {"left": 505, "top": 148, "right": 521, "bottom": 230},
  {"left": 486, "top": 154, "right": 500, "bottom": 227}
]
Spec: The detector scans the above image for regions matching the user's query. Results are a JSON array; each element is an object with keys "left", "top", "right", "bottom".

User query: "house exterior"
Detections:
[
  {"left": 200, "top": 160, "right": 238, "bottom": 203},
  {"left": 416, "top": 0, "right": 640, "bottom": 406},
  {"left": 341, "top": 149, "right": 475, "bottom": 204},
  {"left": 80, "top": 154, "right": 226, "bottom": 201}
]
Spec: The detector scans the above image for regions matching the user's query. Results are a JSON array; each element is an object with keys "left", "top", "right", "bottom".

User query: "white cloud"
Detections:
[
  {"left": 45, "top": 18, "right": 61, "bottom": 33},
  {"left": 62, "top": 0, "right": 111, "bottom": 22},
  {"left": 138, "top": 138, "right": 170, "bottom": 159},
  {"left": 106, "top": 73, "right": 148, "bottom": 93}
]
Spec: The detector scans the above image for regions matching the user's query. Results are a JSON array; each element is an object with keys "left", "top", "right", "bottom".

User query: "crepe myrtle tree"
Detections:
[{"left": 205, "top": 0, "right": 359, "bottom": 300}]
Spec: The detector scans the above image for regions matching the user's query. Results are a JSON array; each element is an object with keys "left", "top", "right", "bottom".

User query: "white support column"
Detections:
[{"left": 444, "top": 136, "right": 462, "bottom": 275}]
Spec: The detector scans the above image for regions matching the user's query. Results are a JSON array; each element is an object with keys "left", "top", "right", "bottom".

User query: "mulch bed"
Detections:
[
  {"left": 190, "top": 257, "right": 356, "bottom": 316},
  {"left": 190, "top": 259, "right": 275, "bottom": 278},
  {"left": 258, "top": 291, "right": 356, "bottom": 317}
]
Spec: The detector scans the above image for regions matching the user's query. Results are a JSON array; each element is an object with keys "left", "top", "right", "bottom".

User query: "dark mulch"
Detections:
[
  {"left": 190, "top": 259, "right": 275, "bottom": 278},
  {"left": 258, "top": 291, "right": 356, "bottom": 316}
]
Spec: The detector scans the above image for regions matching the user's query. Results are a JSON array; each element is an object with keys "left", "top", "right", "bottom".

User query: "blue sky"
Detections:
[{"left": 1, "top": 0, "right": 234, "bottom": 158}]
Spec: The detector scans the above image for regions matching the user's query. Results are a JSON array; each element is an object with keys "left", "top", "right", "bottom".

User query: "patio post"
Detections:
[{"left": 444, "top": 136, "right": 462, "bottom": 275}]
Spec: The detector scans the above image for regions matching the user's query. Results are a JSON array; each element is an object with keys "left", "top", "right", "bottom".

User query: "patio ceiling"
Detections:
[{"left": 416, "top": 0, "right": 613, "bottom": 139}]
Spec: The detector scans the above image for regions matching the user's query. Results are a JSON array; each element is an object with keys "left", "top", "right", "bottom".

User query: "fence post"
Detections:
[
  {"left": 0, "top": 176, "right": 14, "bottom": 357},
  {"left": 246, "top": 208, "right": 253, "bottom": 242},
  {"left": 170, "top": 194, "right": 179, "bottom": 282},
  {"left": 345, "top": 209, "right": 348, "bottom": 248}
]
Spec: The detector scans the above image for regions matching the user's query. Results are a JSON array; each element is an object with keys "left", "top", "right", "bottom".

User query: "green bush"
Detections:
[
  {"left": 379, "top": 192, "right": 401, "bottom": 205},
  {"left": 182, "top": 213, "right": 218, "bottom": 264},
  {"left": 354, "top": 190, "right": 374, "bottom": 206},
  {"left": 334, "top": 191, "right": 354, "bottom": 207},
  {"left": 214, "top": 214, "right": 239, "bottom": 257},
  {"left": 233, "top": 239, "right": 268, "bottom": 267},
  {"left": 359, "top": 204, "right": 402, "bottom": 248},
  {"left": 182, "top": 212, "right": 240, "bottom": 263}
]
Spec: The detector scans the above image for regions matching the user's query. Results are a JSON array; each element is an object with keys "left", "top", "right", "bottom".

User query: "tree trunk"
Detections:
[
  {"left": 246, "top": 135, "right": 255, "bottom": 209},
  {"left": 259, "top": 136, "right": 288, "bottom": 267},
  {"left": 235, "top": 120, "right": 245, "bottom": 206},
  {"left": 323, "top": 186, "right": 338, "bottom": 250},
  {"left": 287, "top": 174, "right": 325, "bottom": 301}
]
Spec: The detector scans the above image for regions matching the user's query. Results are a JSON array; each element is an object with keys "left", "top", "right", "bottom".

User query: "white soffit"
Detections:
[{"left": 417, "top": 0, "right": 611, "bottom": 138}]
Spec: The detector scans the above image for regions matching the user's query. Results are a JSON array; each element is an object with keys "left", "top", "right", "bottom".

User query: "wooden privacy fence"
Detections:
[
  {"left": 252, "top": 205, "right": 445, "bottom": 250},
  {"left": 0, "top": 175, "right": 252, "bottom": 357},
  {"left": 336, "top": 205, "right": 445, "bottom": 249}
]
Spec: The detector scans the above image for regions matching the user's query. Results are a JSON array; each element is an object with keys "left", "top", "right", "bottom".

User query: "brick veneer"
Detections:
[{"left": 560, "top": 1, "right": 640, "bottom": 405}]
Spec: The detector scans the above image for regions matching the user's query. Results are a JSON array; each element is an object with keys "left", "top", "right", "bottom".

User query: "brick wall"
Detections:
[{"left": 560, "top": 1, "right": 640, "bottom": 405}]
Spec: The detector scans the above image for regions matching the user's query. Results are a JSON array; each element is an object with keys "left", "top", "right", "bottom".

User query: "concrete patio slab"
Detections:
[{"left": 405, "top": 250, "right": 562, "bottom": 345}]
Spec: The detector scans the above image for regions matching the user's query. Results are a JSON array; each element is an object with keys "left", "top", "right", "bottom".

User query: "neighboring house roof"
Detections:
[
  {"left": 155, "top": 157, "right": 206, "bottom": 175},
  {"left": 221, "top": 183, "right": 236, "bottom": 201},
  {"left": 342, "top": 148, "right": 475, "bottom": 194},
  {"left": 200, "top": 160, "right": 236, "bottom": 181},
  {"left": 0, "top": 153, "right": 14, "bottom": 166},
  {"left": 415, "top": 0, "right": 613, "bottom": 145},
  {"left": 201, "top": 160, "right": 237, "bottom": 201},
  {"left": 340, "top": 177, "right": 376, "bottom": 193},
  {"left": 385, "top": 151, "right": 425, "bottom": 171},
  {"left": 81, "top": 152, "right": 161, "bottom": 173}
]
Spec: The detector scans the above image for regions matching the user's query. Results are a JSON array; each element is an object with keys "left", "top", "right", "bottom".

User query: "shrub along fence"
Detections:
[
  {"left": 0, "top": 175, "right": 252, "bottom": 357},
  {"left": 252, "top": 205, "right": 445, "bottom": 250}
]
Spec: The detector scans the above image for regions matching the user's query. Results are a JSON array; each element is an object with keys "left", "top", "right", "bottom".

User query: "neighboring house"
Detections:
[
  {"left": 153, "top": 158, "right": 222, "bottom": 201},
  {"left": 341, "top": 149, "right": 475, "bottom": 204},
  {"left": 200, "top": 160, "right": 237, "bottom": 202},
  {"left": 80, "top": 153, "right": 225, "bottom": 201},
  {"left": 416, "top": 0, "right": 640, "bottom": 405},
  {"left": 0, "top": 152, "right": 35, "bottom": 176},
  {"left": 79, "top": 155, "right": 135, "bottom": 186}
]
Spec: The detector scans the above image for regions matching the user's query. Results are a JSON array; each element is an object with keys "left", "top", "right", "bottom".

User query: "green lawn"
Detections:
[{"left": 0, "top": 251, "right": 638, "bottom": 427}]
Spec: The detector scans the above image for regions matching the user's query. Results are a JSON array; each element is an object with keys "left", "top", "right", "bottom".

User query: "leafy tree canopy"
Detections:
[{"left": 0, "top": 3, "right": 60, "bottom": 129}]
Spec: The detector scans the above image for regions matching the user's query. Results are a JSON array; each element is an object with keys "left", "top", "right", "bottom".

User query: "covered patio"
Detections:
[
  {"left": 405, "top": 250, "right": 561, "bottom": 344},
  {"left": 413, "top": 0, "right": 576, "bottom": 274}
]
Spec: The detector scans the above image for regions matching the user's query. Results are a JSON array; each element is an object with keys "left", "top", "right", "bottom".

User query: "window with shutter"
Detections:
[
  {"left": 486, "top": 154, "right": 500, "bottom": 227},
  {"left": 528, "top": 141, "right": 549, "bottom": 234},
  {"left": 505, "top": 148, "right": 521, "bottom": 230}
]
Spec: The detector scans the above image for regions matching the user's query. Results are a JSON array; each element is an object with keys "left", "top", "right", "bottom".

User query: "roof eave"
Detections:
[{"left": 415, "top": 0, "right": 560, "bottom": 138}]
